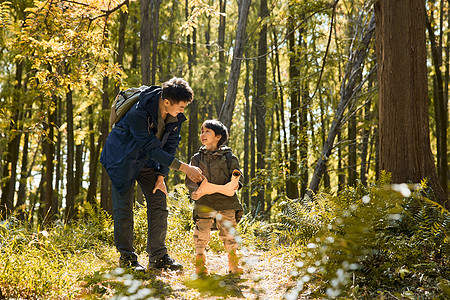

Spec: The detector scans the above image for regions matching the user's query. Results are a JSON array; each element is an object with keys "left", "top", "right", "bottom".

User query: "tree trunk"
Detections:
[
  {"left": 216, "top": 0, "right": 227, "bottom": 115},
  {"left": 254, "top": 0, "right": 267, "bottom": 215},
  {"left": 1, "top": 61, "right": 23, "bottom": 216},
  {"left": 348, "top": 113, "right": 357, "bottom": 186},
  {"left": 150, "top": 0, "right": 162, "bottom": 84},
  {"left": 243, "top": 55, "right": 251, "bottom": 210},
  {"left": 54, "top": 97, "right": 62, "bottom": 216},
  {"left": 100, "top": 75, "right": 112, "bottom": 214},
  {"left": 74, "top": 120, "right": 84, "bottom": 212},
  {"left": 375, "top": 0, "right": 447, "bottom": 205},
  {"left": 218, "top": 0, "right": 251, "bottom": 130},
  {"left": 16, "top": 117, "right": 29, "bottom": 220},
  {"left": 43, "top": 97, "right": 56, "bottom": 223},
  {"left": 286, "top": 11, "right": 299, "bottom": 200},
  {"left": 66, "top": 85, "right": 75, "bottom": 220},
  {"left": 360, "top": 96, "right": 372, "bottom": 186},
  {"left": 140, "top": 0, "right": 151, "bottom": 85},
  {"left": 426, "top": 14, "right": 448, "bottom": 198}
]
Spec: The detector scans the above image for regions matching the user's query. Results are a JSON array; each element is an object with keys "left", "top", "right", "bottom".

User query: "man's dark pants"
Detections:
[{"left": 111, "top": 166, "right": 168, "bottom": 262}]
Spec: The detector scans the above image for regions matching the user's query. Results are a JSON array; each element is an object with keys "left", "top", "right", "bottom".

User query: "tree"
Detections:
[
  {"left": 218, "top": 0, "right": 252, "bottom": 130},
  {"left": 374, "top": 0, "right": 448, "bottom": 206},
  {"left": 254, "top": 0, "right": 268, "bottom": 215}
]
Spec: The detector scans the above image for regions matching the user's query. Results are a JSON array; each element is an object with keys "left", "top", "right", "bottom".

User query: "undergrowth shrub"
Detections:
[
  {"left": 283, "top": 173, "right": 450, "bottom": 299},
  {"left": 0, "top": 204, "right": 116, "bottom": 299}
]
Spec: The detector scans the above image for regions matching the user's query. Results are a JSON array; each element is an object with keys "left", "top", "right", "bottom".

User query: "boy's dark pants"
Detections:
[{"left": 111, "top": 166, "right": 168, "bottom": 263}]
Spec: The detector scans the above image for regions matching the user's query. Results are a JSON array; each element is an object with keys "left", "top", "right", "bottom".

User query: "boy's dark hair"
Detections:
[
  {"left": 162, "top": 77, "right": 194, "bottom": 104},
  {"left": 203, "top": 119, "right": 229, "bottom": 147}
]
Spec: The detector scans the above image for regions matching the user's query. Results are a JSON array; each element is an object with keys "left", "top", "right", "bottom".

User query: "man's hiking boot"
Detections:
[
  {"left": 148, "top": 254, "right": 183, "bottom": 271},
  {"left": 119, "top": 258, "right": 147, "bottom": 273}
]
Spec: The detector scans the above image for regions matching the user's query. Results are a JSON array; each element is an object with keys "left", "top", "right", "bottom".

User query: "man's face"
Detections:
[{"left": 163, "top": 99, "right": 188, "bottom": 117}]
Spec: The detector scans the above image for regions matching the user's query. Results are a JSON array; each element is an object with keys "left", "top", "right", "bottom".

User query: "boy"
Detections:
[{"left": 186, "top": 120, "right": 244, "bottom": 275}]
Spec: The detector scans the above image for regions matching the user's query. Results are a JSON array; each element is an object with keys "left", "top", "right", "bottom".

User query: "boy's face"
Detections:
[
  {"left": 200, "top": 125, "right": 221, "bottom": 149},
  {"left": 163, "top": 99, "right": 188, "bottom": 117}
]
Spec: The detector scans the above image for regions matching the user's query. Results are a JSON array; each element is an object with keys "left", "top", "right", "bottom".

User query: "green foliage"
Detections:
[
  {"left": 184, "top": 274, "right": 246, "bottom": 298},
  {"left": 283, "top": 173, "right": 450, "bottom": 299},
  {"left": 0, "top": 1, "right": 11, "bottom": 46},
  {"left": 0, "top": 215, "right": 116, "bottom": 298}
]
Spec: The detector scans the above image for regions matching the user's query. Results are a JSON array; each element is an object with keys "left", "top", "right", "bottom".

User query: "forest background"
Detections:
[{"left": 0, "top": 0, "right": 449, "bottom": 299}]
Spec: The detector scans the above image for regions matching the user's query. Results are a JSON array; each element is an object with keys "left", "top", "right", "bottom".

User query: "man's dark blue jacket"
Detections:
[{"left": 100, "top": 86, "right": 186, "bottom": 195}]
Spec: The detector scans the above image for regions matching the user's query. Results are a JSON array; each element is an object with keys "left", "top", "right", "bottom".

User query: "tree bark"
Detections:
[
  {"left": 65, "top": 84, "right": 75, "bottom": 220},
  {"left": 254, "top": 0, "right": 268, "bottom": 215},
  {"left": 140, "top": 0, "right": 151, "bottom": 85},
  {"left": 375, "top": 0, "right": 447, "bottom": 205},
  {"left": 216, "top": 0, "right": 227, "bottom": 115},
  {"left": 286, "top": 11, "right": 299, "bottom": 200},
  {"left": 150, "top": 0, "right": 162, "bottom": 84},
  {"left": 43, "top": 97, "right": 56, "bottom": 223},
  {"left": 218, "top": 0, "right": 252, "bottom": 130},
  {"left": 100, "top": 75, "right": 112, "bottom": 214},
  {"left": 243, "top": 55, "right": 251, "bottom": 210},
  {"left": 426, "top": 14, "right": 448, "bottom": 198}
]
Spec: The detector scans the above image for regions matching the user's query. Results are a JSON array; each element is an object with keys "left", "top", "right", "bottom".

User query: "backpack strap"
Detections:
[{"left": 225, "top": 152, "right": 232, "bottom": 174}]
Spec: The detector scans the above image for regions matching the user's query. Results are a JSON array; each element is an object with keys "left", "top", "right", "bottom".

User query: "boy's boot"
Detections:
[
  {"left": 195, "top": 254, "right": 208, "bottom": 275},
  {"left": 228, "top": 251, "right": 243, "bottom": 274}
]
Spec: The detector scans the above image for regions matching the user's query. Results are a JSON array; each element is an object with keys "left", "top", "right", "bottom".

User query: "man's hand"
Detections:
[
  {"left": 153, "top": 175, "right": 168, "bottom": 195},
  {"left": 181, "top": 163, "right": 204, "bottom": 182}
]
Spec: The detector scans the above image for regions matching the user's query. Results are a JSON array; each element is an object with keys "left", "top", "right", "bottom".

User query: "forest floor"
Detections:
[{"left": 121, "top": 249, "right": 296, "bottom": 299}]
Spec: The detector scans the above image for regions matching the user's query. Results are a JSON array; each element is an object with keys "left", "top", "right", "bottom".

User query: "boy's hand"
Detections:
[{"left": 153, "top": 175, "right": 168, "bottom": 195}]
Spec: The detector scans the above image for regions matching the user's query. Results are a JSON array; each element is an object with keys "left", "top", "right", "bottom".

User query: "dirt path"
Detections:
[{"left": 151, "top": 250, "right": 294, "bottom": 299}]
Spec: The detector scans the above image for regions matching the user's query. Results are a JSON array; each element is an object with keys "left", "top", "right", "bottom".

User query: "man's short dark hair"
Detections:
[
  {"left": 203, "top": 119, "right": 229, "bottom": 147},
  {"left": 162, "top": 77, "right": 194, "bottom": 104}
]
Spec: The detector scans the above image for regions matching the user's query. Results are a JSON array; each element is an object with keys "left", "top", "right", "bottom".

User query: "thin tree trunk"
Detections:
[
  {"left": 74, "top": 120, "right": 84, "bottom": 217},
  {"left": 54, "top": 97, "right": 62, "bottom": 216},
  {"left": 250, "top": 61, "right": 257, "bottom": 212},
  {"left": 348, "top": 113, "right": 357, "bottom": 186},
  {"left": 319, "top": 93, "right": 330, "bottom": 189},
  {"left": 140, "top": 0, "right": 151, "bottom": 85},
  {"left": 150, "top": 0, "right": 162, "bottom": 84},
  {"left": 254, "top": 0, "right": 268, "bottom": 215},
  {"left": 218, "top": 0, "right": 252, "bottom": 130},
  {"left": 101, "top": 75, "right": 112, "bottom": 214},
  {"left": 243, "top": 55, "right": 251, "bottom": 211},
  {"left": 86, "top": 105, "right": 99, "bottom": 205},
  {"left": 286, "top": 11, "right": 299, "bottom": 199},
  {"left": 66, "top": 85, "right": 75, "bottom": 220},
  {"left": 426, "top": 14, "right": 448, "bottom": 197},
  {"left": 360, "top": 97, "right": 372, "bottom": 186},
  {"left": 1, "top": 61, "right": 23, "bottom": 216},
  {"left": 216, "top": 0, "right": 227, "bottom": 115},
  {"left": 43, "top": 96, "right": 56, "bottom": 223},
  {"left": 16, "top": 117, "right": 29, "bottom": 220}
]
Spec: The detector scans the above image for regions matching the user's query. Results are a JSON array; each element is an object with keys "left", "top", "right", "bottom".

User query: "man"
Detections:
[{"left": 100, "top": 77, "right": 203, "bottom": 272}]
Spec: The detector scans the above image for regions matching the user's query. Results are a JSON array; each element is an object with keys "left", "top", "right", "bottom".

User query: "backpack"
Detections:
[{"left": 109, "top": 85, "right": 149, "bottom": 128}]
